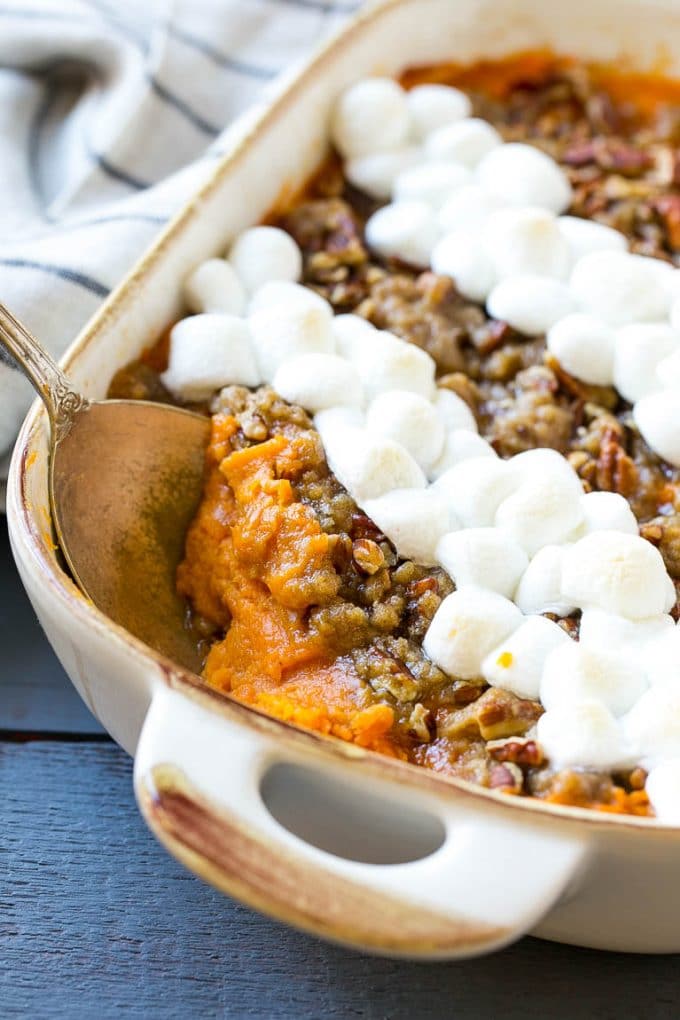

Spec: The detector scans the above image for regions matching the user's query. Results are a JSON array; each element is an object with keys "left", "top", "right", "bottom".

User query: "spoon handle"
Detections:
[{"left": 0, "top": 302, "right": 88, "bottom": 441}]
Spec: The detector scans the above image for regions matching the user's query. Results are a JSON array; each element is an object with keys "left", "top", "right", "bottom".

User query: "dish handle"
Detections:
[{"left": 134, "top": 683, "right": 588, "bottom": 959}]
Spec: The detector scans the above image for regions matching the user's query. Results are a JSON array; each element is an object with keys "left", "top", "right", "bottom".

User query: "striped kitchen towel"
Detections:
[{"left": 0, "top": 0, "right": 361, "bottom": 504}]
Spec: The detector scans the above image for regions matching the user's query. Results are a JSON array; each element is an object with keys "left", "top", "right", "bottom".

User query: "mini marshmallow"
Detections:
[
  {"left": 486, "top": 275, "right": 576, "bottom": 336},
  {"left": 634, "top": 389, "right": 680, "bottom": 468},
  {"left": 228, "top": 226, "right": 302, "bottom": 293},
  {"left": 321, "top": 425, "right": 426, "bottom": 504},
  {"left": 495, "top": 474, "right": 584, "bottom": 556},
  {"left": 331, "top": 77, "right": 411, "bottom": 159},
  {"left": 657, "top": 347, "right": 680, "bottom": 389},
  {"left": 248, "top": 303, "right": 335, "bottom": 382},
  {"left": 623, "top": 684, "right": 680, "bottom": 768},
  {"left": 579, "top": 491, "right": 638, "bottom": 536},
  {"left": 248, "top": 280, "right": 330, "bottom": 315},
  {"left": 643, "top": 627, "right": 680, "bottom": 687},
  {"left": 546, "top": 313, "right": 616, "bottom": 386},
  {"left": 570, "top": 251, "right": 673, "bottom": 326},
  {"left": 354, "top": 331, "right": 436, "bottom": 403},
  {"left": 434, "top": 456, "right": 516, "bottom": 527},
  {"left": 431, "top": 231, "right": 497, "bottom": 303},
  {"left": 432, "top": 388, "right": 478, "bottom": 432},
  {"left": 436, "top": 527, "right": 528, "bottom": 599},
  {"left": 315, "top": 405, "right": 364, "bottom": 435},
  {"left": 162, "top": 314, "right": 260, "bottom": 400},
  {"left": 428, "top": 430, "right": 497, "bottom": 480},
  {"left": 365, "top": 200, "right": 439, "bottom": 267},
  {"left": 366, "top": 390, "right": 445, "bottom": 470},
  {"left": 363, "top": 488, "right": 455, "bottom": 565},
  {"left": 425, "top": 118, "right": 502, "bottom": 168},
  {"left": 514, "top": 544, "right": 576, "bottom": 617},
  {"left": 646, "top": 760, "right": 680, "bottom": 824},
  {"left": 332, "top": 314, "right": 376, "bottom": 359},
  {"left": 272, "top": 354, "right": 363, "bottom": 412},
  {"left": 438, "top": 184, "right": 505, "bottom": 234},
  {"left": 183, "top": 258, "right": 247, "bottom": 315},
  {"left": 540, "top": 642, "right": 648, "bottom": 718},
  {"left": 579, "top": 607, "right": 675, "bottom": 676},
  {"left": 482, "top": 615, "right": 570, "bottom": 700},
  {"left": 476, "top": 143, "right": 572, "bottom": 214},
  {"left": 423, "top": 587, "right": 523, "bottom": 679},
  {"left": 406, "top": 84, "right": 472, "bottom": 139},
  {"left": 561, "top": 530, "right": 672, "bottom": 619},
  {"left": 613, "top": 322, "right": 680, "bottom": 403},
  {"left": 557, "top": 216, "right": 627, "bottom": 262},
  {"left": 506, "top": 447, "right": 581, "bottom": 491},
  {"left": 484, "top": 207, "right": 571, "bottom": 281},
  {"left": 537, "top": 700, "right": 634, "bottom": 771},
  {"left": 393, "top": 161, "right": 472, "bottom": 208},
  {"left": 672, "top": 296, "right": 680, "bottom": 332},
  {"left": 345, "top": 146, "right": 422, "bottom": 199}
]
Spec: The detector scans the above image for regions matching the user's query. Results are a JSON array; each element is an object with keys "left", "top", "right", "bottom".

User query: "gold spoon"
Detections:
[{"left": 1, "top": 303, "right": 210, "bottom": 674}]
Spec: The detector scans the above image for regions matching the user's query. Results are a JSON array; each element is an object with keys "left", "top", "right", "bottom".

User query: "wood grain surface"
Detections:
[{"left": 2, "top": 523, "right": 680, "bottom": 1019}]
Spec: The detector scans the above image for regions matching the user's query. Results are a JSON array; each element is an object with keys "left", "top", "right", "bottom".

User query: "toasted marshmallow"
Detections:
[
  {"left": 482, "top": 615, "right": 570, "bottom": 699},
  {"left": 436, "top": 527, "right": 528, "bottom": 598},
  {"left": 272, "top": 354, "right": 362, "bottom": 412},
  {"left": 495, "top": 474, "right": 584, "bottom": 556},
  {"left": 345, "top": 146, "right": 422, "bottom": 199},
  {"left": 546, "top": 313, "right": 616, "bottom": 386},
  {"left": 438, "top": 184, "right": 505, "bottom": 234},
  {"left": 366, "top": 390, "right": 445, "bottom": 469},
  {"left": 228, "top": 226, "right": 302, "bottom": 293},
  {"left": 484, "top": 207, "right": 571, "bottom": 281},
  {"left": 183, "top": 258, "right": 247, "bottom": 315},
  {"left": 354, "top": 331, "right": 436, "bottom": 403},
  {"left": 363, "top": 488, "right": 454, "bottom": 565},
  {"left": 406, "top": 84, "right": 472, "bottom": 139},
  {"left": 646, "top": 760, "right": 680, "bottom": 824},
  {"left": 248, "top": 303, "right": 335, "bottom": 382},
  {"left": 613, "top": 323, "right": 680, "bottom": 403},
  {"left": 431, "top": 231, "right": 497, "bottom": 303},
  {"left": 541, "top": 642, "right": 648, "bottom": 718},
  {"left": 476, "top": 143, "right": 572, "bottom": 214},
  {"left": 162, "top": 314, "right": 260, "bottom": 400},
  {"left": 537, "top": 700, "right": 634, "bottom": 771},
  {"left": 434, "top": 456, "right": 516, "bottom": 527},
  {"left": 634, "top": 389, "right": 680, "bottom": 468},
  {"left": 514, "top": 544, "right": 576, "bottom": 617},
  {"left": 331, "top": 77, "right": 410, "bottom": 159},
  {"left": 425, "top": 118, "right": 502, "bottom": 168},
  {"left": 428, "top": 430, "right": 497, "bottom": 480},
  {"left": 321, "top": 425, "right": 425, "bottom": 504},
  {"left": 332, "top": 314, "right": 376, "bottom": 359},
  {"left": 423, "top": 587, "right": 523, "bottom": 679},
  {"left": 561, "top": 530, "right": 672, "bottom": 619},
  {"left": 570, "top": 251, "right": 673, "bottom": 326},
  {"left": 623, "top": 685, "right": 680, "bottom": 768},
  {"left": 557, "top": 216, "right": 627, "bottom": 262},
  {"left": 248, "top": 280, "right": 330, "bottom": 315},
  {"left": 579, "top": 491, "right": 638, "bottom": 536},
  {"left": 394, "top": 161, "right": 471, "bottom": 208},
  {"left": 487, "top": 275, "right": 575, "bottom": 336},
  {"left": 432, "top": 388, "right": 478, "bottom": 432},
  {"left": 365, "top": 200, "right": 439, "bottom": 267}
]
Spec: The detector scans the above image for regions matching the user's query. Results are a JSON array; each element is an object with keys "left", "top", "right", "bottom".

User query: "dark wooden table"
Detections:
[{"left": 2, "top": 517, "right": 679, "bottom": 1018}]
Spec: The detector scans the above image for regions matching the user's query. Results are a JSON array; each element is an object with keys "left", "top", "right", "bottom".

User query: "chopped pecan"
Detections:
[
  {"left": 595, "top": 425, "right": 639, "bottom": 497},
  {"left": 488, "top": 737, "right": 546, "bottom": 767},
  {"left": 408, "top": 703, "right": 436, "bottom": 743},
  {"left": 352, "top": 539, "right": 386, "bottom": 576},
  {"left": 489, "top": 761, "right": 524, "bottom": 793},
  {"left": 440, "top": 688, "right": 542, "bottom": 741}
]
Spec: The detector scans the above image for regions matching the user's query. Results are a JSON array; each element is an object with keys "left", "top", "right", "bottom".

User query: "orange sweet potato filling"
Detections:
[{"left": 177, "top": 414, "right": 402, "bottom": 759}]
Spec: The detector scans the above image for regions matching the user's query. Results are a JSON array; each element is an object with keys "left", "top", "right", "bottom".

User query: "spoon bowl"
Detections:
[{"left": 1, "top": 304, "right": 210, "bottom": 673}]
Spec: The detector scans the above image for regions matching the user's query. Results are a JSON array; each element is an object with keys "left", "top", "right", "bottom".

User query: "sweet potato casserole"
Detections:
[{"left": 110, "top": 55, "right": 680, "bottom": 819}]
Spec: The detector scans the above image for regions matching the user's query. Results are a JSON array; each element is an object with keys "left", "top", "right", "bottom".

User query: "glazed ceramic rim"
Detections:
[{"left": 8, "top": 0, "right": 679, "bottom": 834}]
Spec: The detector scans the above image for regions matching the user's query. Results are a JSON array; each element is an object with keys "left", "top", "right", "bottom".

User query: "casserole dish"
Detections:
[{"left": 7, "top": 0, "right": 680, "bottom": 958}]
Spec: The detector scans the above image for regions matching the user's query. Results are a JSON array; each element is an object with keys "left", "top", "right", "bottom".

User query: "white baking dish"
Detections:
[{"left": 7, "top": 0, "right": 680, "bottom": 958}]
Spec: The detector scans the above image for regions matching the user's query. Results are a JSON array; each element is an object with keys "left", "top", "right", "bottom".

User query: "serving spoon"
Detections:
[{"left": 0, "top": 304, "right": 210, "bottom": 674}]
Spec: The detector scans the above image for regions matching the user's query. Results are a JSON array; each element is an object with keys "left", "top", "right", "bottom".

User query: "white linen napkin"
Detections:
[{"left": 0, "top": 0, "right": 361, "bottom": 504}]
